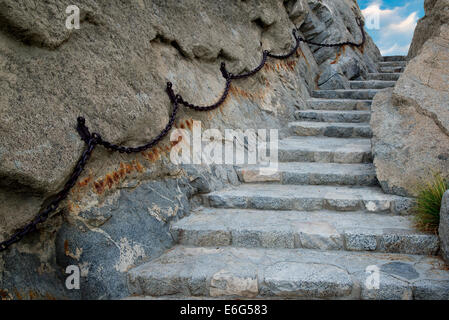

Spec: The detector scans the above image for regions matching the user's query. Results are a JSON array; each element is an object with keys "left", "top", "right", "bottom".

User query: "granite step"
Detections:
[
  {"left": 289, "top": 121, "right": 372, "bottom": 138},
  {"left": 278, "top": 137, "right": 372, "bottom": 163},
  {"left": 350, "top": 80, "right": 396, "bottom": 89},
  {"left": 382, "top": 55, "right": 407, "bottom": 62},
  {"left": 307, "top": 99, "right": 372, "bottom": 111},
  {"left": 171, "top": 208, "right": 439, "bottom": 255},
  {"left": 379, "top": 61, "right": 407, "bottom": 68},
  {"left": 379, "top": 66, "right": 405, "bottom": 73},
  {"left": 365, "top": 73, "right": 401, "bottom": 81},
  {"left": 312, "top": 89, "right": 379, "bottom": 100},
  {"left": 128, "top": 246, "right": 449, "bottom": 299},
  {"left": 295, "top": 110, "right": 371, "bottom": 123},
  {"left": 236, "top": 162, "right": 377, "bottom": 186},
  {"left": 204, "top": 184, "right": 413, "bottom": 214}
]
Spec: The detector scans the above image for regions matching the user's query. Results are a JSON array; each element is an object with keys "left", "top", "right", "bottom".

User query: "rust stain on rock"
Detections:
[
  {"left": 93, "top": 180, "right": 105, "bottom": 194},
  {"left": 14, "top": 289, "right": 23, "bottom": 300},
  {"left": 279, "top": 59, "right": 298, "bottom": 72},
  {"left": 186, "top": 119, "right": 193, "bottom": 131},
  {"left": 265, "top": 56, "right": 299, "bottom": 72},
  {"left": 28, "top": 290, "right": 38, "bottom": 300},
  {"left": 264, "top": 62, "right": 272, "bottom": 71},
  {"left": 0, "top": 290, "right": 9, "bottom": 299},
  {"left": 67, "top": 201, "right": 74, "bottom": 213},
  {"left": 330, "top": 45, "right": 349, "bottom": 65},
  {"left": 315, "top": 73, "right": 321, "bottom": 90},
  {"left": 92, "top": 160, "right": 147, "bottom": 194},
  {"left": 105, "top": 174, "right": 114, "bottom": 189},
  {"left": 297, "top": 47, "right": 309, "bottom": 67},
  {"left": 144, "top": 147, "right": 162, "bottom": 162},
  {"left": 330, "top": 47, "right": 343, "bottom": 65},
  {"left": 77, "top": 175, "right": 92, "bottom": 188},
  {"left": 64, "top": 240, "right": 69, "bottom": 256},
  {"left": 353, "top": 42, "right": 365, "bottom": 54},
  {"left": 113, "top": 171, "right": 121, "bottom": 183},
  {"left": 134, "top": 160, "right": 144, "bottom": 173},
  {"left": 230, "top": 85, "right": 258, "bottom": 101}
]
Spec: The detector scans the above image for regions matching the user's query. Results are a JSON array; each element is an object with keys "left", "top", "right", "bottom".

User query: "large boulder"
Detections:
[
  {"left": 440, "top": 191, "right": 449, "bottom": 264},
  {"left": 299, "top": 0, "right": 381, "bottom": 89},
  {"left": 371, "top": 24, "right": 449, "bottom": 197},
  {"left": 0, "top": 0, "right": 317, "bottom": 246},
  {"left": 408, "top": 0, "right": 449, "bottom": 59}
]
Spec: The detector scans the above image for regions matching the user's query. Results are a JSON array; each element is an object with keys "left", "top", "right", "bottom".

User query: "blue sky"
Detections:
[{"left": 358, "top": 0, "right": 425, "bottom": 55}]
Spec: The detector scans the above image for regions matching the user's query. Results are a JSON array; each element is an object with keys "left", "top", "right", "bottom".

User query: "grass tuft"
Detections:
[{"left": 414, "top": 173, "right": 449, "bottom": 233}]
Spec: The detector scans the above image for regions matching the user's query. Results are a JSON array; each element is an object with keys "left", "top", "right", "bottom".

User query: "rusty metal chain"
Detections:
[
  {"left": 0, "top": 18, "right": 365, "bottom": 253},
  {"left": 94, "top": 84, "right": 180, "bottom": 153},
  {"left": 0, "top": 122, "right": 99, "bottom": 252}
]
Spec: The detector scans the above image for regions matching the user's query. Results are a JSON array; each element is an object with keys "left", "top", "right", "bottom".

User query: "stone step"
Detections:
[
  {"left": 236, "top": 162, "right": 377, "bottom": 186},
  {"left": 204, "top": 184, "right": 413, "bottom": 214},
  {"left": 289, "top": 121, "right": 372, "bottom": 138},
  {"left": 383, "top": 55, "right": 407, "bottom": 62},
  {"left": 312, "top": 89, "right": 379, "bottom": 100},
  {"left": 350, "top": 80, "right": 396, "bottom": 89},
  {"left": 365, "top": 73, "right": 401, "bottom": 81},
  {"left": 379, "top": 61, "right": 407, "bottom": 68},
  {"left": 278, "top": 137, "right": 372, "bottom": 163},
  {"left": 379, "top": 66, "right": 405, "bottom": 73},
  {"left": 307, "top": 99, "right": 372, "bottom": 111},
  {"left": 128, "top": 246, "right": 449, "bottom": 299},
  {"left": 295, "top": 110, "right": 371, "bottom": 123},
  {"left": 171, "top": 208, "right": 439, "bottom": 255}
]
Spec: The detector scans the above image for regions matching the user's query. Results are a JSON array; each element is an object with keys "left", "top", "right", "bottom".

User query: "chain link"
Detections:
[
  {"left": 0, "top": 18, "right": 365, "bottom": 253},
  {"left": 0, "top": 133, "right": 98, "bottom": 252}
]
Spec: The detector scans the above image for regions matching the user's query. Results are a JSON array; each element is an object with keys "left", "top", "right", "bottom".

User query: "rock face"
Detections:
[
  {"left": 408, "top": 0, "right": 449, "bottom": 59},
  {"left": 0, "top": 0, "right": 381, "bottom": 299},
  {"left": 371, "top": 14, "right": 449, "bottom": 197},
  {"left": 440, "top": 191, "right": 449, "bottom": 264},
  {"left": 299, "top": 0, "right": 381, "bottom": 89}
]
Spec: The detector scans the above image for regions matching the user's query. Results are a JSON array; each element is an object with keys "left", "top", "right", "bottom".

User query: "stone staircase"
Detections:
[{"left": 127, "top": 56, "right": 449, "bottom": 300}]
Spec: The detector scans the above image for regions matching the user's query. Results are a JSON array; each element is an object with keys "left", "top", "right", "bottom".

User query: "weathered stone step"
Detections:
[
  {"left": 171, "top": 208, "right": 439, "bottom": 255},
  {"left": 307, "top": 99, "right": 372, "bottom": 111},
  {"left": 379, "top": 61, "right": 407, "bottom": 68},
  {"left": 295, "top": 110, "right": 371, "bottom": 123},
  {"left": 236, "top": 162, "right": 377, "bottom": 186},
  {"left": 128, "top": 246, "right": 449, "bottom": 299},
  {"left": 379, "top": 66, "right": 405, "bottom": 73},
  {"left": 312, "top": 89, "right": 379, "bottom": 100},
  {"left": 383, "top": 55, "right": 407, "bottom": 62},
  {"left": 204, "top": 184, "right": 413, "bottom": 214},
  {"left": 350, "top": 80, "right": 396, "bottom": 89},
  {"left": 365, "top": 73, "right": 401, "bottom": 81},
  {"left": 279, "top": 137, "right": 372, "bottom": 163},
  {"left": 289, "top": 121, "right": 372, "bottom": 138}
]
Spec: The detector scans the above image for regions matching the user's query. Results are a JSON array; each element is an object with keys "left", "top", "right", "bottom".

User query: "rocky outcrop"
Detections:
[
  {"left": 0, "top": 0, "right": 381, "bottom": 299},
  {"left": 371, "top": 7, "right": 449, "bottom": 197},
  {"left": 408, "top": 0, "right": 449, "bottom": 59},
  {"left": 299, "top": 0, "right": 381, "bottom": 89},
  {"left": 440, "top": 191, "right": 449, "bottom": 264}
]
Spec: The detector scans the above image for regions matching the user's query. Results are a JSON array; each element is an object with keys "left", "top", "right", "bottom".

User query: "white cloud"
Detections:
[
  {"left": 379, "top": 43, "right": 411, "bottom": 56},
  {"left": 362, "top": 0, "right": 420, "bottom": 56},
  {"left": 385, "top": 12, "right": 418, "bottom": 34},
  {"left": 362, "top": 2, "right": 398, "bottom": 23}
]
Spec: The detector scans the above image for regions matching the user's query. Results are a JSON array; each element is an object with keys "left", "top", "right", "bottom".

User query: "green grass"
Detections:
[{"left": 414, "top": 173, "right": 449, "bottom": 233}]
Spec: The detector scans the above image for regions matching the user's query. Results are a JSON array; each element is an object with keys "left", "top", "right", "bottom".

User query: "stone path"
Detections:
[{"left": 128, "top": 56, "right": 449, "bottom": 300}]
